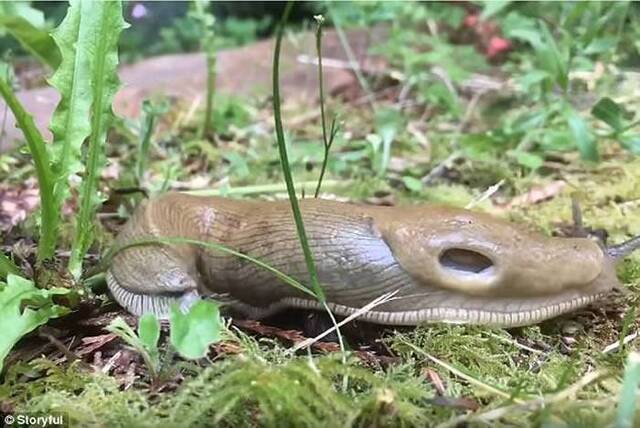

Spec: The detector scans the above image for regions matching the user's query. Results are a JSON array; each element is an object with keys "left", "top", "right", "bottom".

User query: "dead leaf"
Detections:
[
  {"left": 423, "top": 367, "right": 446, "bottom": 395},
  {"left": 428, "top": 396, "right": 480, "bottom": 411},
  {"left": 0, "top": 181, "right": 40, "bottom": 231},
  {"left": 500, "top": 180, "right": 566, "bottom": 211},
  {"left": 76, "top": 334, "right": 117, "bottom": 357}
]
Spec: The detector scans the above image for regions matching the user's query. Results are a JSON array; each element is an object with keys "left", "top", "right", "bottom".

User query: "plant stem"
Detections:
[
  {"left": 110, "top": 237, "right": 318, "bottom": 299},
  {"left": 136, "top": 101, "right": 158, "bottom": 185},
  {"left": 313, "top": 16, "right": 338, "bottom": 198},
  {"left": 272, "top": 1, "right": 324, "bottom": 301},
  {"left": 203, "top": 49, "right": 216, "bottom": 137},
  {"left": 185, "top": 179, "right": 345, "bottom": 197},
  {"left": 328, "top": 6, "right": 376, "bottom": 109},
  {"left": 0, "top": 76, "right": 57, "bottom": 262},
  {"left": 193, "top": 0, "right": 216, "bottom": 138}
]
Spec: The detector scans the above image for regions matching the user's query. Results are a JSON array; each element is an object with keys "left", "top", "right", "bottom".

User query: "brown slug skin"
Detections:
[{"left": 107, "top": 192, "right": 619, "bottom": 327}]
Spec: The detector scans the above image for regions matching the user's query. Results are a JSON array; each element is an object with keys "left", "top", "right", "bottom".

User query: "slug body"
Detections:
[{"left": 107, "top": 193, "right": 621, "bottom": 327}]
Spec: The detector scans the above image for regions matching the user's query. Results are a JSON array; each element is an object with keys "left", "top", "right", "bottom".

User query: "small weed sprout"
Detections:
[{"left": 312, "top": 14, "right": 339, "bottom": 198}]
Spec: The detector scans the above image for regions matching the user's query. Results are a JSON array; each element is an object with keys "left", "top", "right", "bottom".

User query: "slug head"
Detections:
[{"left": 373, "top": 206, "right": 619, "bottom": 326}]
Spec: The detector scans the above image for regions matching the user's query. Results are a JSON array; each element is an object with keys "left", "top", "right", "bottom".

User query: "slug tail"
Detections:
[{"left": 607, "top": 234, "right": 640, "bottom": 261}]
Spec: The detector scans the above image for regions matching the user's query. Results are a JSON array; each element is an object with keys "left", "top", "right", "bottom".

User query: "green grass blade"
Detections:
[
  {"left": 272, "top": 1, "right": 325, "bottom": 301},
  {"left": 0, "top": 76, "right": 56, "bottom": 261},
  {"left": 108, "top": 236, "right": 317, "bottom": 299},
  {"left": 68, "top": 1, "right": 127, "bottom": 278},
  {"left": 184, "top": 179, "right": 345, "bottom": 197}
]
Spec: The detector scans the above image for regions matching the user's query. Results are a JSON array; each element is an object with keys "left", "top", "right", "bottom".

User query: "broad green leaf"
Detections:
[
  {"left": 0, "top": 2, "right": 44, "bottom": 28},
  {"left": 584, "top": 36, "right": 618, "bottom": 55},
  {"left": 591, "top": 97, "right": 625, "bottom": 133},
  {"left": 62, "top": 0, "right": 128, "bottom": 278},
  {"left": 514, "top": 151, "right": 544, "bottom": 170},
  {"left": 480, "top": 0, "right": 511, "bottom": 20},
  {"left": 170, "top": 300, "right": 222, "bottom": 360},
  {"left": 511, "top": 22, "right": 569, "bottom": 91},
  {"left": 402, "top": 176, "right": 423, "bottom": 193},
  {"left": 510, "top": 109, "right": 548, "bottom": 134},
  {"left": 460, "top": 133, "right": 496, "bottom": 160},
  {"left": 422, "top": 80, "right": 461, "bottom": 117},
  {"left": 138, "top": 313, "right": 160, "bottom": 354},
  {"left": 539, "top": 129, "right": 574, "bottom": 152},
  {"left": 0, "top": 274, "right": 70, "bottom": 373},
  {"left": 621, "top": 135, "right": 640, "bottom": 155},
  {"left": 565, "top": 108, "right": 598, "bottom": 162},
  {"left": 500, "top": 11, "right": 537, "bottom": 40},
  {"left": 0, "top": 15, "right": 61, "bottom": 69},
  {"left": 538, "top": 23, "right": 569, "bottom": 91},
  {"left": 223, "top": 152, "right": 250, "bottom": 179},
  {"left": 516, "top": 70, "right": 550, "bottom": 93},
  {"left": 507, "top": 28, "right": 543, "bottom": 48}
]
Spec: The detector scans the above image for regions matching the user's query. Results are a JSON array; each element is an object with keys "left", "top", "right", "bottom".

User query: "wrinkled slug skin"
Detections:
[{"left": 107, "top": 192, "right": 619, "bottom": 326}]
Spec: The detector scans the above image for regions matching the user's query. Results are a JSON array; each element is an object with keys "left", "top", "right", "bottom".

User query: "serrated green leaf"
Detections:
[
  {"left": 565, "top": 108, "right": 599, "bottom": 162},
  {"left": 61, "top": 0, "right": 128, "bottom": 278},
  {"left": 591, "top": 97, "right": 625, "bottom": 133},
  {"left": 170, "top": 300, "right": 222, "bottom": 360},
  {"left": 0, "top": 274, "right": 70, "bottom": 373}
]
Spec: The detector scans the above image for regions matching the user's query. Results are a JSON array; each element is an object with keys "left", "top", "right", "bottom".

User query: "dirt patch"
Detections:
[{"left": 0, "top": 27, "right": 387, "bottom": 152}]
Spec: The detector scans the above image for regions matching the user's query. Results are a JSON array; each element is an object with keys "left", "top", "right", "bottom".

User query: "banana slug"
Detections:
[{"left": 106, "top": 192, "right": 638, "bottom": 327}]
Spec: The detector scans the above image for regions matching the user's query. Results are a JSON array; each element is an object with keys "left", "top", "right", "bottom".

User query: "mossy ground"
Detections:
[
  {"left": 2, "top": 91, "right": 639, "bottom": 426},
  {"left": 2, "top": 5, "right": 640, "bottom": 424}
]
